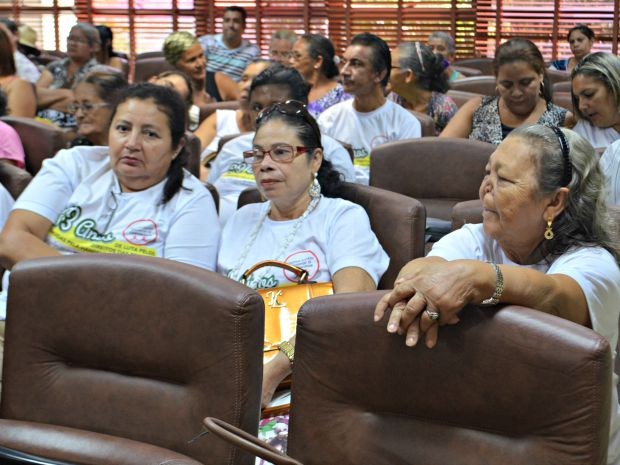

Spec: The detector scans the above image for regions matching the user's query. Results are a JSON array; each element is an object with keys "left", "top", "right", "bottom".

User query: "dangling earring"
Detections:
[
  {"left": 544, "top": 218, "right": 554, "bottom": 240},
  {"left": 309, "top": 172, "right": 321, "bottom": 198}
]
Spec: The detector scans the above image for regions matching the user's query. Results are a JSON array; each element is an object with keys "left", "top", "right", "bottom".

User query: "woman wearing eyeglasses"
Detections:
[
  {"left": 68, "top": 70, "right": 128, "bottom": 147},
  {"left": 218, "top": 100, "right": 388, "bottom": 408},
  {"left": 36, "top": 23, "right": 101, "bottom": 128}
]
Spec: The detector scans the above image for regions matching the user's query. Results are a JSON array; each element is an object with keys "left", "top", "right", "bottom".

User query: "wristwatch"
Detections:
[{"left": 277, "top": 341, "right": 295, "bottom": 366}]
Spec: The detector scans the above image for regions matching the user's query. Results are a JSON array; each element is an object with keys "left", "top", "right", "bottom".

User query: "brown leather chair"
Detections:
[
  {"left": 410, "top": 110, "right": 436, "bottom": 137},
  {"left": 237, "top": 182, "right": 426, "bottom": 289},
  {"left": 450, "top": 76, "right": 497, "bottom": 96},
  {"left": 136, "top": 50, "right": 165, "bottom": 60},
  {"left": 185, "top": 131, "right": 201, "bottom": 178},
  {"left": 206, "top": 293, "right": 612, "bottom": 465},
  {"left": 134, "top": 56, "right": 175, "bottom": 83},
  {"left": 0, "top": 163, "right": 32, "bottom": 199},
  {"left": 1, "top": 116, "right": 67, "bottom": 175},
  {"left": 452, "top": 57, "right": 494, "bottom": 75},
  {"left": 370, "top": 137, "right": 495, "bottom": 221},
  {"left": 547, "top": 68, "right": 571, "bottom": 85},
  {"left": 553, "top": 91, "right": 573, "bottom": 112},
  {"left": 447, "top": 89, "right": 483, "bottom": 108},
  {"left": 553, "top": 80, "right": 572, "bottom": 94},
  {"left": 0, "top": 254, "right": 264, "bottom": 465},
  {"left": 451, "top": 65, "right": 482, "bottom": 77}
]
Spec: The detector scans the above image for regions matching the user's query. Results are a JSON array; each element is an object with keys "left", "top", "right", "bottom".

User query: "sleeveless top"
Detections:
[
  {"left": 469, "top": 96, "right": 567, "bottom": 145},
  {"left": 205, "top": 71, "right": 222, "bottom": 102}
]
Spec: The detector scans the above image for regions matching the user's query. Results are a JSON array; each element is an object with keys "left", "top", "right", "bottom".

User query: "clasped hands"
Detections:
[{"left": 374, "top": 257, "right": 475, "bottom": 348}]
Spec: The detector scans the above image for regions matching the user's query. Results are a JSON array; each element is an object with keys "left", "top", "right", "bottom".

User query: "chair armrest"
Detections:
[
  {"left": 451, "top": 199, "right": 483, "bottom": 231},
  {"left": 203, "top": 417, "right": 302, "bottom": 465}
]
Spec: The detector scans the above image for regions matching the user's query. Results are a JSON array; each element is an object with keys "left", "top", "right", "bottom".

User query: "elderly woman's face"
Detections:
[
  {"left": 572, "top": 74, "right": 620, "bottom": 130},
  {"left": 496, "top": 61, "right": 543, "bottom": 117},
  {"left": 251, "top": 119, "right": 322, "bottom": 205},
  {"left": 108, "top": 97, "right": 179, "bottom": 193},
  {"left": 67, "top": 27, "right": 94, "bottom": 61},
  {"left": 73, "top": 82, "right": 112, "bottom": 145},
  {"left": 290, "top": 39, "right": 315, "bottom": 81},
  {"left": 479, "top": 136, "right": 551, "bottom": 255},
  {"left": 176, "top": 43, "right": 206, "bottom": 82}
]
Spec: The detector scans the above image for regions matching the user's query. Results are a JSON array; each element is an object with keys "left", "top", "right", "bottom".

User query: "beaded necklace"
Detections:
[{"left": 229, "top": 195, "right": 321, "bottom": 284}]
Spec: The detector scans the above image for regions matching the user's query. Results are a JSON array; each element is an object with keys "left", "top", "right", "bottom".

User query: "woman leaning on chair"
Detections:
[
  {"left": 441, "top": 38, "right": 570, "bottom": 144},
  {"left": 217, "top": 99, "right": 388, "bottom": 407},
  {"left": 0, "top": 22, "right": 36, "bottom": 117},
  {"left": 375, "top": 124, "right": 620, "bottom": 464}
]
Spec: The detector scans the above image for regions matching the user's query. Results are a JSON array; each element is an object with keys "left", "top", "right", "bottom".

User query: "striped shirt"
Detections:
[{"left": 198, "top": 34, "right": 260, "bottom": 82}]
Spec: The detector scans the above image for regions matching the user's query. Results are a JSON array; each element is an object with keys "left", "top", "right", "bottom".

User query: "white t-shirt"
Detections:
[
  {"left": 429, "top": 223, "right": 620, "bottom": 465},
  {"left": 201, "top": 109, "right": 240, "bottom": 161},
  {"left": 218, "top": 196, "right": 389, "bottom": 289},
  {"left": 14, "top": 146, "right": 221, "bottom": 271},
  {"left": 207, "top": 132, "right": 356, "bottom": 225},
  {"left": 601, "top": 139, "right": 620, "bottom": 205},
  {"left": 574, "top": 120, "right": 620, "bottom": 151},
  {"left": 317, "top": 99, "right": 421, "bottom": 185},
  {"left": 0, "top": 183, "right": 14, "bottom": 232}
]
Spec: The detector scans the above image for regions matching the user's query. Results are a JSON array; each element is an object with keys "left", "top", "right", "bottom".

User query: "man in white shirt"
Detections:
[
  {"left": 208, "top": 64, "right": 356, "bottom": 224},
  {"left": 318, "top": 32, "right": 421, "bottom": 184},
  {"left": 198, "top": 6, "right": 260, "bottom": 82}
]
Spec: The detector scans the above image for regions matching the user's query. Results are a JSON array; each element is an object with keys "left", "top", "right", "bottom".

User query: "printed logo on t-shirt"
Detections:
[
  {"left": 221, "top": 161, "right": 255, "bottom": 182},
  {"left": 284, "top": 250, "right": 320, "bottom": 282},
  {"left": 352, "top": 147, "right": 370, "bottom": 168},
  {"left": 122, "top": 219, "right": 158, "bottom": 245}
]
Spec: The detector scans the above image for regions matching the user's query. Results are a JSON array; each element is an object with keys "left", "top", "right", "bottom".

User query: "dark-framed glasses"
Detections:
[
  {"left": 243, "top": 144, "right": 313, "bottom": 165},
  {"left": 68, "top": 102, "right": 110, "bottom": 115}
]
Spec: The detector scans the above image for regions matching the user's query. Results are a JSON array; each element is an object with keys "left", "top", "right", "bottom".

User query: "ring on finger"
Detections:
[{"left": 425, "top": 309, "right": 440, "bottom": 321}]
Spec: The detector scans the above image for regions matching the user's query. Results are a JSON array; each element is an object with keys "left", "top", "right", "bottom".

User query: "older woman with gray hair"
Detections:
[
  {"left": 375, "top": 123, "right": 620, "bottom": 464},
  {"left": 428, "top": 31, "right": 464, "bottom": 82},
  {"left": 36, "top": 22, "right": 101, "bottom": 127}
]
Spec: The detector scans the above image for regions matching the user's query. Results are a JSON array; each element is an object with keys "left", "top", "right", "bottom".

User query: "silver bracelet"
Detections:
[{"left": 481, "top": 263, "right": 504, "bottom": 306}]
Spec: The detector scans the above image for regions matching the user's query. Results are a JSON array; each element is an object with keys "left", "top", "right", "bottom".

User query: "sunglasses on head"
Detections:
[{"left": 255, "top": 100, "right": 322, "bottom": 148}]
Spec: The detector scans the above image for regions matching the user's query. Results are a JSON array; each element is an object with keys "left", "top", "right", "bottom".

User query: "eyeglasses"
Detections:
[
  {"left": 68, "top": 102, "right": 110, "bottom": 115},
  {"left": 67, "top": 35, "right": 90, "bottom": 45},
  {"left": 255, "top": 100, "right": 322, "bottom": 148},
  {"left": 243, "top": 144, "right": 313, "bottom": 165}
]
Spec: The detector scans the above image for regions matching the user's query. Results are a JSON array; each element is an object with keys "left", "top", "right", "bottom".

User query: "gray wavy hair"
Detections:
[
  {"left": 428, "top": 31, "right": 456, "bottom": 55},
  {"left": 71, "top": 23, "right": 101, "bottom": 47},
  {"left": 509, "top": 124, "right": 618, "bottom": 262}
]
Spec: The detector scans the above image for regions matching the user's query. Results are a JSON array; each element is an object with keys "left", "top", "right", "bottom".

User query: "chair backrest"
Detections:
[
  {"left": 446, "top": 89, "right": 483, "bottom": 109},
  {"left": 370, "top": 137, "right": 495, "bottom": 220},
  {"left": 288, "top": 293, "right": 612, "bottom": 465},
  {"left": 451, "top": 65, "right": 482, "bottom": 77},
  {"left": 450, "top": 76, "right": 497, "bottom": 95},
  {"left": 0, "top": 162, "right": 32, "bottom": 199},
  {"left": 409, "top": 110, "right": 436, "bottom": 137},
  {"left": 1, "top": 116, "right": 68, "bottom": 175},
  {"left": 205, "top": 182, "right": 219, "bottom": 213},
  {"left": 237, "top": 183, "right": 426, "bottom": 289},
  {"left": 452, "top": 58, "right": 494, "bottom": 75},
  {"left": 1, "top": 254, "right": 264, "bottom": 465},
  {"left": 185, "top": 131, "right": 201, "bottom": 178},
  {"left": 553, "top": 91, "right": 573, "bottom": 112},
  {"left": 136, "top": 50, "right": 165, "bottom": 60},
  {"left": 547, "top": 68, "right": 571, "bottom": 85},
  {"left": 553, "top": 80, "right": 572, "bottom": 93},
  {"left": 134, "top": 56, "right": 175, "bottom": 83}
]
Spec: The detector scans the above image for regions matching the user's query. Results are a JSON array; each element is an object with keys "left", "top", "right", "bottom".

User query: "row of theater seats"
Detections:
[{"left": 0, "top": 254, "right": 612, "bottom": 465}]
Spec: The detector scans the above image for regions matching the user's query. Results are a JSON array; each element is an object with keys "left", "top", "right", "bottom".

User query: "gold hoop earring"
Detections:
[{"left": 544, "top": 218, "right": 554, "bottom": 240}]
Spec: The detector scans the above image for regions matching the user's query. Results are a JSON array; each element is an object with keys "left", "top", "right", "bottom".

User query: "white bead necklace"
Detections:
[{"left": 229, "top": 195, "right": 321, "bottom": 284}]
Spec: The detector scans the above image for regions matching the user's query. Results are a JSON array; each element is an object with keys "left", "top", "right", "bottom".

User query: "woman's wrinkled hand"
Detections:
[
  {"left": 374, "top": 257, "right": 477, "bottom": 348},
  {"left": 261, "top": 351, "right": 292, "bottom": 409}
]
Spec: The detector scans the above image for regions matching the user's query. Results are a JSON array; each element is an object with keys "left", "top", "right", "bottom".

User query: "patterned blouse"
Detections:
[
  {"left": 428, "top": 92, "right": 458, "bottom": 135},
  {"left": 307, "top": 83, "right": 352, "bottom": 119},
  {"left": 469, "top": 96, "right": 567, "bottom": 145}
]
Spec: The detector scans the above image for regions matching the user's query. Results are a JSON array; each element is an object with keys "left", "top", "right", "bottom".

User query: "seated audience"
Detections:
[
  {"left": 36, "top": 22, "right": 100, "bottom": 127},
  {"left": 390, "top": 41, "right": 457, "bottom": 134},
  {"left": 601, "top": 138, "right": 620, "bottom": 204},
  {"left": 571, "top": 52, "right": 620, "bottom": 151},
  {"left": 0, "top": 89, "right": 25, "bottom": 169},
  {"left": 149, "top": 69, "right": 194, "bottom": 111},
  {"left": 163, "top": 31, "right": 238, "bottom": 111},
  {"left": 208, "top": 64, "right": 355, "bottom": 224},
  {"left": 290, "top": 33, "right": 351, "bottom": 118},
  {"left": 269, "top": 30, "right": 296, "bottom": 65},
  {"left": 195, "top": 59, "right": 270, "bottom": 158},
  {"left": 318, "top": 33, "right": 421, "bottom": 185},
  {"left": 441, "top": 38, "right": 569, "bottom": 144},
  {"left": 0, "top": 22, "right": 36, "bottom": 117},
  {"left": 68, "top": 70, "right": 129, "bottom": 147},
  {"left": 0, "top": 18, "right": 40, "bottom": 83},
  {"left": 550, "top": 24, "right": 595, "bottom": 73},
  {"left": 95, "top": 25, "right": 127, "bottom": 73},
  {"left": 218, "top": 99, "right": 388, "bottom": 451},
  {"left": 198, "top": 6, "right": 260, "bottom": 82},
  {"left": 375, "top": 124, "right": 620, "bottom": 465},
  {"left": 428, "top": 31, "right": 464, "bottom": 82}
]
